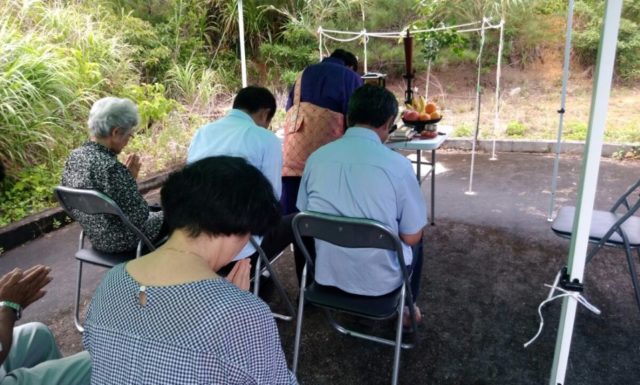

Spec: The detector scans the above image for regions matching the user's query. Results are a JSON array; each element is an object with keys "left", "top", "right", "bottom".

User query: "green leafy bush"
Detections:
[
  {"left": 506, "top": 121, "right": 527, "bottom": 137},
  {"left": 564, "top": 121, "right": 588, "bottom": 141},
  {"left": 574, "top": 0, "right": 640, "bottom": 81},
  {"left": 612, "top": 146, "right": 640, "bottom": 160},
  {"left": 165, "top": 61, "right": 227, "bottom": 107},
  {"left": 605, "top": 121, "right": 640, "bottom": 144},
  {"left": 121, "top": 83, "right": 179, "bottom": 131},
  {"left": 453, "top": 123, "right": 473, "bottom": 137},
  {"left": 0, "top": 164, "right": 63, "bottom": 227}
]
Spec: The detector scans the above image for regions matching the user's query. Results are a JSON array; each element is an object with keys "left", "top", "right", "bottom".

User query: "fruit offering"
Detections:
[{"left": 402, "top": 96, "right": 442, "bottom": 122}]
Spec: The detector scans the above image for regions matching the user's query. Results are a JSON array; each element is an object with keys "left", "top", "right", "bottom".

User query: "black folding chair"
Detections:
[
  {"left": 551, "top": 177, "right": 640, "bottom": 312},
  {"left": 250, "top": 237, "right": 296, "bottom": 321},
  {"left": 291, "top": 211, "right": 418, "bottom": 385},
  {"left": 54, "top": 186, "right": 156, "bottom": 332}
]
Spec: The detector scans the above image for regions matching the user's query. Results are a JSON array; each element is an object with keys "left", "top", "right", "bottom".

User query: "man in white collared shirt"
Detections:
[
  {"left": 188, "top": 86, "right": 299, "bottom": 277},
  {"left": 297, "top": 84, "right": 427, "bottom": 324}
]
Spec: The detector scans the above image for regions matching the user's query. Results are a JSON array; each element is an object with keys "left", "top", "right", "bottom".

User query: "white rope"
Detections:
[
  {"left": 491, "top": 19, "right": 505, "bottom": 160},
  {"left": 410, "top": 20, "right": 483, "bottom": 34},
  {"left": 524, "top": 283, "right": 601, "bottom": 348},
  {"left": 319, "top": 28, "right": 364, "bottom": 35},
  {"left": 320, "top": 30, "right": 366, "bottom": 42},
  {"left": 414, "top": 21, "right": 502, "bottom": 34},
  {"left": 318, "top": 19, "right": 499, "bottom": 43},
  {"left": 455, "top": 25, "right": 501, "bottom": 33},
  {"left": 366, "top": 32, "right": 402, "bottom": 37},
  {"left": 321, "top": 21, "right": 482, "bottom": 37},
  {"left": 365, "top": 34, "right": 404, "bottom": 39}
]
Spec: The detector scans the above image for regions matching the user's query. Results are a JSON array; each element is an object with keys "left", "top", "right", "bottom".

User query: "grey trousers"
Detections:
[{"left": 0, "top": 322, "right": 91, "bottom": 385}]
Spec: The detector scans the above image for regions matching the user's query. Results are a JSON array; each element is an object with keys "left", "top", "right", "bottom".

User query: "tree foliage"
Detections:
[{"left": 573, "top": 0, "right": 640, "bottom": 81}]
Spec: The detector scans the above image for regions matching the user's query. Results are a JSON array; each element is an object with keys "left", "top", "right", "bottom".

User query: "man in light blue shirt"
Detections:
[
  {"left": 188, "top": 86, "right": 296, "bottom": 275},
  {"left": 297, "top": 84, "right": 427, "bottom": 324}
]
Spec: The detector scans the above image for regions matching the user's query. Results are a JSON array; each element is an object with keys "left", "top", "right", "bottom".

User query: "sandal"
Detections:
[{"left": 402, "top": 305, "right": 422, "bottom": 328}]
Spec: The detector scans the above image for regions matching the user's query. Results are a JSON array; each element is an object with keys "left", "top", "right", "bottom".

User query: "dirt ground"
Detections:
[{"left": 47, "top": 220, "right": 640, "bottom": 385}]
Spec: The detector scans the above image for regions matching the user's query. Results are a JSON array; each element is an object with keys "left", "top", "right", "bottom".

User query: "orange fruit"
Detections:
[
  {"left": 418, "top": 112, "right": 430, "bottom": 121},
  {"left": 430, "top": 111, "right": 441, "bottom": 120},
  {"left": 425, "top": 102, "right": 437, "bottom": 114}
]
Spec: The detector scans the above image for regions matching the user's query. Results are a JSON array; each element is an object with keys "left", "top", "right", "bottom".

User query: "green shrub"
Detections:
[
  {"left": 453, "top": 123, "right": 473, "bottom": 137},
  {"left": 165, "top": 61, "right": 227, "bottom": 107},
  {"left": 612, "top": 146, "right": 640, "bottom": 160},
  {"left": 121, "top": 83, "right": 178, "bottom": 131},
  {"left": 574, "top": 0, "right": 640, "bottom": 81},
  {"left": 506, "top": 121, "right": 527, "bottom": 137},
  {"left": 0, "top": 0, "right": 138, "bottom": 173},
  {"left": 0, "top": 164, "right": 63, "bottom": 227},
  {"left": 605, "top": 121, "right": 640, "bottom": 144},
  {"left": 564, "top": 121, "right": 588, "bottom": 141}
]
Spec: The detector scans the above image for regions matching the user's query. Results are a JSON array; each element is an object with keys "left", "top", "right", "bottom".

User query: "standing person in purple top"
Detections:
[
  {"left": 281, "top": 49, "right": 363, "bottom": 282},
  {"left": 281, "top": 49, "right": 363, "bottom": 216}
]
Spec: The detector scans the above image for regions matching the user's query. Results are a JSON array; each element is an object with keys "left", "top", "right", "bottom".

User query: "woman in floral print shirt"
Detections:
[{"left": 61, "top": 97, "right": 164, "bottom": 253}]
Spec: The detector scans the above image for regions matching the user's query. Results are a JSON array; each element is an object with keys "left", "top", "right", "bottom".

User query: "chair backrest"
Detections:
[
  {"left": 54, "top": 185, "right": 155, "bottom": 251},
  {"left": 293, "top": 211, "right": 403, "bottom": 252},
  {"left": 292, "top": 211, "right": 411, "bottom": 299},
  {"left": 612, "top": 177, "right": 640, "bottom": 213}
]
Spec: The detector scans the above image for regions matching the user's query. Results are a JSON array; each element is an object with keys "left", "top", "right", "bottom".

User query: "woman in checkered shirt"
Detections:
[{"left": 83, "top": 156, "right": 297, "bottom": 384}]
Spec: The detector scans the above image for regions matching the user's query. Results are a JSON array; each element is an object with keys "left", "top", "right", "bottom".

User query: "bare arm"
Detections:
[
  {"left": 0, "top": 265, "right": 52, "bottom": 364},
  {"left": 400, "top": 229, "right": 423, "bottom": 246}
]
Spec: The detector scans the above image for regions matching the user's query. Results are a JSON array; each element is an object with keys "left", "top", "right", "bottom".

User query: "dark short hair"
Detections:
[
  {"left": 330, "top": 49, "right": 358, "bottom": 72},
  {"left": 347, "top": 84, "right": 398, "bottom": 128},
  {"left": 161, "top": 156, "right": 281, "bottom": 237},
  {"left": 232, "top": 86, "right": 277, "bottom": 120}
]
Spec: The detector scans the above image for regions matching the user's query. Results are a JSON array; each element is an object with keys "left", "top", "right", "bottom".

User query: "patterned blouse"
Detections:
[
  {"left": 83, "top": 264, "right": 298, "bottom": 384},
  {"left": 61, "top": 141, "right": 163, "bottom": 253}
]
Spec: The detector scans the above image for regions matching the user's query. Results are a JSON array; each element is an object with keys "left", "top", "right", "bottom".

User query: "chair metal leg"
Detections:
[
  {"left": 624, "top": 246, "right": 640, "bottom": 313},
  {"left": 292, "top": 264, "right": 308, "bottom": 374},
  {"left": 391, "top": 286, "right": 406, "bottom": 385},
  {"left": 74, "top": 260, "right": 85, "bottom": 333},
  {"left": 321, "top": 304, "right": 415, "bottom": 349},
  {"left": 260, "top": 254, "right": 295, "bottom": 321},
  {"left": 253, "top": 251, "right": 262, "bottom": 297},
  {"left": 546, "top": 269, "right": 563, "bottom": 300},
  {"left": 252, "top": 249, "right": 295, "bottom": 321}
]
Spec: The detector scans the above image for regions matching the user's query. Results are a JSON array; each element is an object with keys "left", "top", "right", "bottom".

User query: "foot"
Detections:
[{"left": 402, "top": 305, "right": 422, "bottom": 328}]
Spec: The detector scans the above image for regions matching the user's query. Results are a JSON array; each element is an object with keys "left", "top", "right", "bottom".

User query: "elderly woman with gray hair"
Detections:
[{"left": 61, "top": 97, "right": 164, "bottom": 253}]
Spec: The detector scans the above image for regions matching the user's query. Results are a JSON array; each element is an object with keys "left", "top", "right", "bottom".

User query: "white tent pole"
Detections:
[
  {"left": 318, "top": 27, "right": 324, "bottom": 61},
  {"left": 549, "top": 2, "right": 623, "bottom": 384},
  {"left": 490, "top": 19, "right": 505, "bottom": 161},
  {"left": 363, "top": 30, "right": 368, "bottom": 73},
  {"left": 237, "top": 0, "right": 247, "bottom": 87},
  {"left": 547, "top": 0, "right": 575, "bottom": 221},
  {"left": 425, "top": 60, "right": 431, "bottom": 100},
  {"left": 466, "top": 18, "right": 487, "bottom": 196}
]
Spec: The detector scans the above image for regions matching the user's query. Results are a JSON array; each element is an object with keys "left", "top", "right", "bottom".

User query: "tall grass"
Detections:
[
  {"left": 165, "top": 60, "right": 228, "bottom": 110},
  {"left": 0, "top": 0, "right": 136, "bottom": 173}
]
